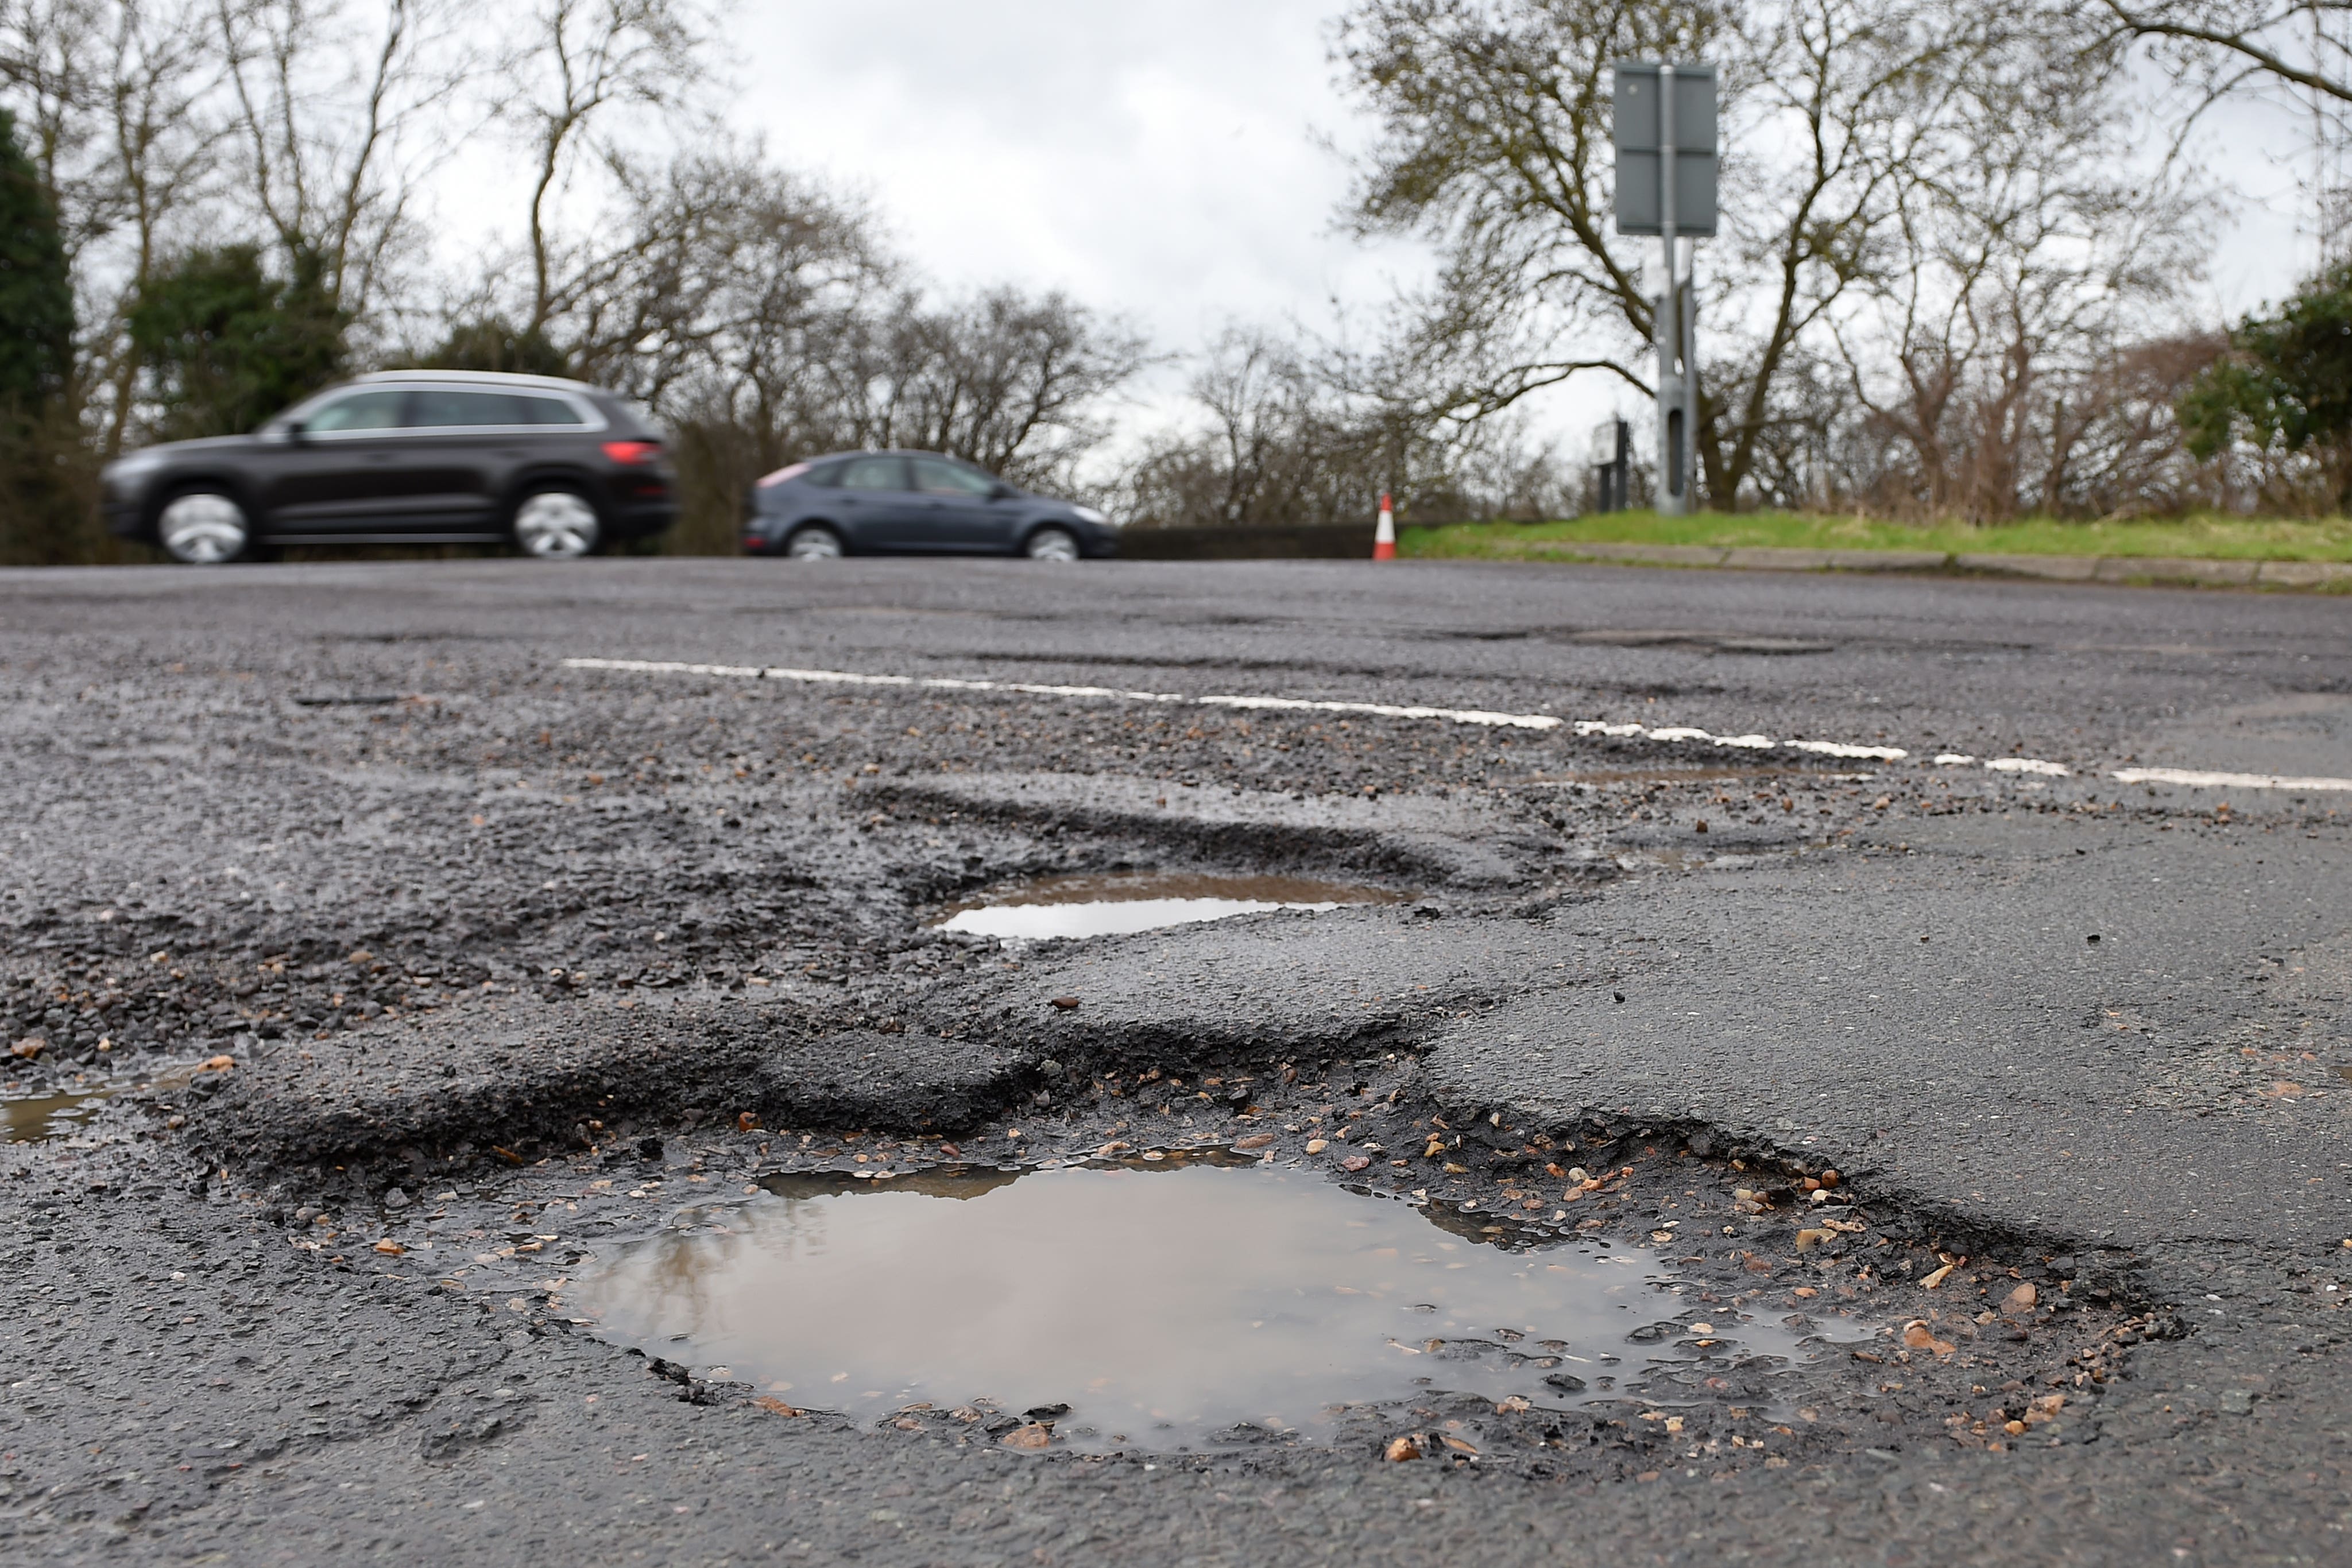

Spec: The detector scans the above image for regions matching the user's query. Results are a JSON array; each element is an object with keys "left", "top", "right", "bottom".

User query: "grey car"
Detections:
[
  {"left": 100, "top": 370, "right": 677, "bottom": 563},
  {"left": 739, "top": 451, "right": 1118, "bottom": 560}
]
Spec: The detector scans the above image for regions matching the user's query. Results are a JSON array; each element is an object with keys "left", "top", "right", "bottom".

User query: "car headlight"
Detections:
[{"left": 1072, "top": 506, "right": 1110, "bottom": 526}]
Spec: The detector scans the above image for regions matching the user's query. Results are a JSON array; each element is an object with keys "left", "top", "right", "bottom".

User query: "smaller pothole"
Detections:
[
  {"left": 3, "top": 1058, "right": 233, "bottom": 1143},
  {"left": 930, "top": 872, "right": 1406, "bottom": 941},
  {"left": 2, "top": 1084, "right": 115, "bottom": 1143}
]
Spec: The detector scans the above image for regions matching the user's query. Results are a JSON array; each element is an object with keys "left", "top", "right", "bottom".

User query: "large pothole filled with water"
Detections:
[
  {"left": 577, "top": 1153, "right": 1848, "bottom": 1452},
  {"left": 930, "top": 872, "right": 1406, "bottom": 941}
]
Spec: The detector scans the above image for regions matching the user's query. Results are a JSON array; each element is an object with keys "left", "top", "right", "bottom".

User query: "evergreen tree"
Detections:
[
  {"left": 128, "top": 243, "right": 350, "bottom": 439},
  {"left": 2181, "top": 263, "right": 2352, "bottom": 505},
  {"left": 415, "top": 319, "right": 570, "bottom": 377},
  {"left": 0, "top": 104, "right": 82, "bottom": 564}
]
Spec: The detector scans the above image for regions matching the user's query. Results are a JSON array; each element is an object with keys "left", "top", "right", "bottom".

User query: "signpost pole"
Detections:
[
  {"left": 1656, "top": 65, "right": 1684, "bottom": 516},
  {"left": 1612, "top": 59, "right": 1712, "bottom": 514}
]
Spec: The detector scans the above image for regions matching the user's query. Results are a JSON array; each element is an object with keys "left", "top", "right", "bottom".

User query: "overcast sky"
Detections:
[
  {"left": 733, "top": 0, "right": 1418, "bottom": 350},
  {"left": 690, "top": 2, "right": 2328, "bottom": 456}
]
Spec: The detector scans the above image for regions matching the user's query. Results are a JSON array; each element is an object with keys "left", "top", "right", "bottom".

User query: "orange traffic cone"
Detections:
[{"left": 1373, "top": 492, "right": 1396, "bottom": 560}]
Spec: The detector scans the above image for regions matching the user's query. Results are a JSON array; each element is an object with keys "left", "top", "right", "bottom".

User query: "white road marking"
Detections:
[
  {"left": 557, "top": 657, "right": 2343, "bottom": 791},
  {"left": 1788, "top": 740, "right": 1909, "bottom": 761},
  {"left": 1193, "top": 693, "right": 1558, "bottom": 729},
  {"left": 2114, "top": 767, "right": 2352, "bottom": 792}
]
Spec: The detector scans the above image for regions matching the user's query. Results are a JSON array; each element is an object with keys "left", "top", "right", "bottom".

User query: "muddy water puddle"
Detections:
[
  {"left": 1, "top": 1084, "right": 114, "bottom": 1142},
  {"left": 931, "top": 872, "right": 1404, "bottom": 941},
  {"left": 2, "top": 1058, "right": 233, "bottom": 1142},
  {"left": 579, "top": 1156, "right": 1840, "bottom": 1452}
]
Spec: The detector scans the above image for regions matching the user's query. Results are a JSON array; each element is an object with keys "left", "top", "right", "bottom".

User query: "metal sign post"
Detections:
[{"left": 1612, "top": 62, "right": 1716, "bottom": 516}]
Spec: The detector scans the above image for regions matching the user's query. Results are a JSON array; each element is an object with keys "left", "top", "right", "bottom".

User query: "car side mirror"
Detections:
[{"left": 990, "top": 482, "right": 1016, "bottom": 500}]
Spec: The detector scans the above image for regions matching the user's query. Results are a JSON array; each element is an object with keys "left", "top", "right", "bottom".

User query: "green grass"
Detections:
[{"left": 1399, "top": 510, "right": 2352, "bottom": 563}]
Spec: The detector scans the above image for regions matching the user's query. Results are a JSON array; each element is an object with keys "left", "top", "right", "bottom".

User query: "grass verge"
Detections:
[{"left": 1399, "top": 510, "right": 2352, "bottom": 563}]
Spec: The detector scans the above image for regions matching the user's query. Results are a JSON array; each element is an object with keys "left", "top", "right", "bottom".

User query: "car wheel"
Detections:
[
  {"left": 512, "top": 488, "right": 602, "bottom": 559},
  {"left": 786, "top": 524, "right": 844, "bottom": 560},
  {"left": 1024, "top": 525, "right": 1081, "bottom": 562},
  {"left": 157, "top": 490, "right": 252, "bottom": 564}
]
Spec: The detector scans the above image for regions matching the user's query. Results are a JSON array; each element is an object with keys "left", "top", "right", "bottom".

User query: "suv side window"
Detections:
[
  {"left": 515, "top": 395, "right": 587, "bottom": 425},
  {"left": 910, "top": 456, "right": 998, "bottom": 497},
  {"left": 838, "top": 456, "right": 909, "bottom": 490},
  {"left": 304, "top": 390, "right": 411, "bottom": 433},
  {"left": 411, "top": 389, "right": 541, "bottom": 428}
]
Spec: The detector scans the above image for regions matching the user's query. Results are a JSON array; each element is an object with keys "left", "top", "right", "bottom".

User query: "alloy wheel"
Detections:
[
  {"left": 1025, "top": 527, "right": 1080, "bottom": 562},
  {"left": 787, "top": 526, "right": 844, "bottom": 560},
  {"left": 158, "top": 493, "right": 250, "bottom": 564},
  {"left": 513, "top": 491, "right": 601, "bottom": 559}
]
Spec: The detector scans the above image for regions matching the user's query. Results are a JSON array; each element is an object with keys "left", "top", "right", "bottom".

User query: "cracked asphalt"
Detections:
[{"left": 4, "top": 557, "right": 2351, "bottom": 1564}]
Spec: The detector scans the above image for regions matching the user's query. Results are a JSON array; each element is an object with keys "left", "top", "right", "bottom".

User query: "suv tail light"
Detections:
[
  {"left": 602, "top": 440, "right": 662, "bottom": 464},
  {"left": 756, "top": 462, "right": 810, "bottom": 488}
]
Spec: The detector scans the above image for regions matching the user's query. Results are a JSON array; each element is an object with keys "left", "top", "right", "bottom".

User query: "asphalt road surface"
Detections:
[{"left": 3, "top": 557, "right": 2349, "bottom": 1565}]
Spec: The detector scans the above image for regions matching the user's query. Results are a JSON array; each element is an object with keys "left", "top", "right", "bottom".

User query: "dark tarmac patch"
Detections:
[
  {"left": 930, "top": 871, "right": 1406, "bottom": 940},
  {"left": 575, "top": 1152, "right": 1848, "bottom": 1454},
  {"left": 1556, "top": 630, "right": 1836, "bottom": 655},
  {"left": 870, "top": 770, "right": 1545, "bottom": 887}
]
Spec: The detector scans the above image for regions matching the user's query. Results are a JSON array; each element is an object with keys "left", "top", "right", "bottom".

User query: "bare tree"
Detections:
[
  {"left": 835, "top": 288, "right": 1151, "bottom": 486},
  {"left": 492, "top": 0, "right": 707, "bottom": 339},
  {"left": 2095, "top": 3, "right": 2352, "bottom": 259},
  {"left": 211, "top": 0, "right": 479, "bottom": 322},
  {"left": 1332, "top": 0, "right": 2140, "bottom": 510},
  {"left": 1115, "top": 328, "right": 1569, "bottom": 529},
  {"left": 0, "top": 0, "right": 227, "bottom": 451},
  {"left": 2098, "top": 1, "right": 2352, "bottom": 103},
  {"left": 1819, "top": 29, "right": 2200, "bottom": 521}
]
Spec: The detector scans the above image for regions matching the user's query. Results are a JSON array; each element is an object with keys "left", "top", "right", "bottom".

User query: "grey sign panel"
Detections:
[
  {"left": 1612, "top": 63, "right": 1716, "bottom": 153},
  {"left": 1612, "top": 62, "right": 1717, "bottom": 237}
]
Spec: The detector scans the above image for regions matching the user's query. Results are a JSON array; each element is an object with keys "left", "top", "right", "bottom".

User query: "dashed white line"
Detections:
[
  {"left": 557, "top": 657, "right": 2345, "bottom": 791},
  {"left": 561, "top": 658, "right": 1558, "bottom": 730},
  {"left": 1193, "top": 692, "right": 1558, "bottom": 730},
  {"left": 1788, "top": 740, "right": 1909, "bottom": 762},
  {"left": 2113, "top": 767, "right": 2352, "bottom": 792}
]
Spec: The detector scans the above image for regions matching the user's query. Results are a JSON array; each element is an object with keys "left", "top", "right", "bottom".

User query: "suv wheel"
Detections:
[
  {"left": 157, "top": 490, "right": 252, "bottom": 564},
  {"left": 512, "top": 488, "right": 601, "bottom": 559},
  {"left": 786, "top": 524, "right": 844, "bottom": 560},
  {"left": 1024, "top": 525, "right": 1080, "bottom": 562}
]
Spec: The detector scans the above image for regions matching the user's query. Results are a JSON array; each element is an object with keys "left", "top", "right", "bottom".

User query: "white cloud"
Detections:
[{"left": 733, "top": 0, "right": 1425, "bottom": 346}]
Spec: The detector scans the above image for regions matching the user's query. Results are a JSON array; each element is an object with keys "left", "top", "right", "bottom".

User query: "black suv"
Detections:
[
  {"left": 740, "top": 451, "right": 1117, "bottom": 560},
  {"left": 100, "top": 371, "right": 676, "bottom": 563}
]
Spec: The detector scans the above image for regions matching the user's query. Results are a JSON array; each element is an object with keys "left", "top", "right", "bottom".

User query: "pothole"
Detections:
[
  {"left": 2, "top": 1083, "right": 114, "bottom": 1142},
  {"left": 577, "top": 1153, "right": 1849, "bottom": 1452},
  {"left": 3, "top": 1058, "right": 233, "bottom": 1143},
  {"left": 930, "top": 872, "right": 1405, "bottom": 941}
]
